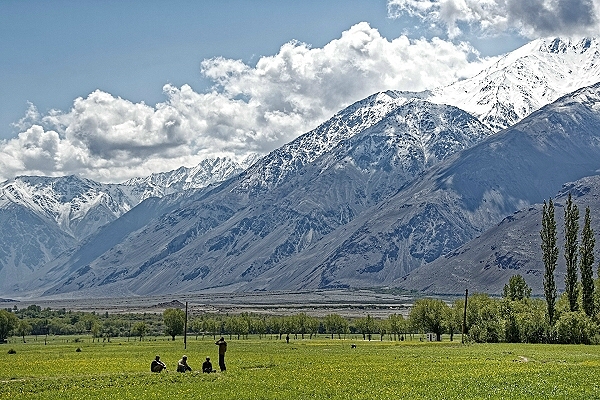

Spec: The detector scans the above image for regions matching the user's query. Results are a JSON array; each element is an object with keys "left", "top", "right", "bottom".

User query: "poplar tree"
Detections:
[
  {"left": 580, "top": 206, "right": 595, "bottom": 317},
  {"left": 541, "top": 199, "right": 558, "bottom": 325},
  {"left": 563, "top": 193, "right": 579, "bottom": 312}
]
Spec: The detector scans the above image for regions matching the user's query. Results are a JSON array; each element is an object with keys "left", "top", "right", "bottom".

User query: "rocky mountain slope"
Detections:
[
  {"left": 26, "top": 99, "right": 493, "bottom": 297},
  {"left": 4, "top": 91, "right": 421, "bottom": 296},
  {"left": 398, "top": 175, "right": 600, "bottom": 296},
  {"left": 123, "top": 156, "right": 257, "bottom": 199},
  {"left": 269, "top": 83, "right": 600, "bottom": 292},
  {"left": 48, "top": 81, "right": 600, "bottom": 297}
]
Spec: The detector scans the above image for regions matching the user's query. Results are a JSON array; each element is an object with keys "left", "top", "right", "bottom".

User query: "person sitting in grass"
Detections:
[
  {"left": 177, "top": 355, "right": 192, "bottom": 372},
  {"left": 202, "top": 357, "right": 214, "bottom": 373},
  {"left": 151, "top": 355, "right": 166, "bottom": 372}
]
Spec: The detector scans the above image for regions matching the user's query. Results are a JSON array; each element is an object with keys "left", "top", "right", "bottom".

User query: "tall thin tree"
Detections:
[
  {"left": 563, "top": 193, "right": 579, "bottom": 312},
  {"left": 580, "top": 206, "right": 595, "bottom": 317},
  {"left": 541, "top": 199, "right": 558, "bottom": 325}
]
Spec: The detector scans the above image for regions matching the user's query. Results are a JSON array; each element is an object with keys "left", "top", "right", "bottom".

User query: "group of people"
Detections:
[{"left": 150, "top": 337, "right": 228, "bottom": 373}]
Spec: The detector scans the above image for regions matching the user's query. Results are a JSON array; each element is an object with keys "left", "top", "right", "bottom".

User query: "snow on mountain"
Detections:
[
  {"left": 31, "top": 99, "right": 493, "bottom": 297},
  {"left": 0, "top": 157, "right": 252, "bottom": 240},
  {"left": 428, "top": 37, "right": 600, "bottom": 131},
  {"left": 2, "top": 93, "right": 422, "bottom": 297},
  {"left": 235, "top": 91, "right": 418, "bottom": 194},
  {"left": 0, "top": 175, "right": 140, "bottom": 294},
  {"left": 0, "top": 175, "right": 141, "bottom": 240},
  {"left": 0, "top": 157, "right": 253, "bottom": 295},
  {"left": 258, "top": 82, "right": 600, "bottom": 292},
  {"left": 123, "top": 156, "right": 258, "bottom": 199}
]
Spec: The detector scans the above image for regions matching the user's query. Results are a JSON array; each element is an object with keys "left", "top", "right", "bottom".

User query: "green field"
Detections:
[{"left": 2, "top": 335, "right": 600, "bottom": 399}]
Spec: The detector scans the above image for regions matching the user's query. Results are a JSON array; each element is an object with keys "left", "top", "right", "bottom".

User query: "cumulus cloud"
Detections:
[
  {"left": 0, "top": 22, "right": 492, "bottom": 183},
  {"left": 388, "top": 0, "right": 600, "bottom": 38}
]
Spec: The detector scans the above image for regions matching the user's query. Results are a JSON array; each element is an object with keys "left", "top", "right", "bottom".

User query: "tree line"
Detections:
[{"left": 2, "top": 283, "right": 600, "bottom": 345}]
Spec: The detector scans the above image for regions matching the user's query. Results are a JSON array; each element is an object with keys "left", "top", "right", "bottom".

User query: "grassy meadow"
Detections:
[{"left": 2, "top": 335, "right": 600, "bottom": 399}]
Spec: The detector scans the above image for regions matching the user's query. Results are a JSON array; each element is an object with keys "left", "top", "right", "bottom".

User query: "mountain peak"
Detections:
[
  {"left": 428, "top": 36, "right": 600, "bottom": 132},
  {"left": 534, "top": 37, "right": 598, "bottom": 54}
]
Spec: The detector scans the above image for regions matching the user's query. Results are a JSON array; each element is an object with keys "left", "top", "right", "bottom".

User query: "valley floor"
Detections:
[
  {"left": 3, "top": 289, "right": 428, "bottom": 318},
  {"left": 2, "top": 335, "right": 599, "bottom": 399}
]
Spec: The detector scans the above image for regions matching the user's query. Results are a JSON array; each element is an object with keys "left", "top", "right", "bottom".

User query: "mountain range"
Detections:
[{"left": 4, "top": 37, "right": 600, "bottom": 298}]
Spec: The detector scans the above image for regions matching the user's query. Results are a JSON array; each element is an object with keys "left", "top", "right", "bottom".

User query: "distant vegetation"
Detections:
[{"left": 2, "top": 275, "right": 600, "bottom": 345}]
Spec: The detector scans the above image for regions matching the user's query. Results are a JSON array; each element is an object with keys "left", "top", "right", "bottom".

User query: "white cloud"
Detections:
[
  {"left": 388, "top": 0, "right": 600, "bottom": 38},
  {"left": 0, "top": 22, "right": 492, "bottom": 183}
]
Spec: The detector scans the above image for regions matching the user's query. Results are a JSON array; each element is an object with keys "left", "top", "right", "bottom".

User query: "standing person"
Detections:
[
  {"left": 151, "top": 355, "right": 167, "bottom": 372},
  {"left": 215, "top": 336, "right": 227, "bottom": 371},
  {"left": 177, "top": 355, "right": 192, "bottom": 372}
]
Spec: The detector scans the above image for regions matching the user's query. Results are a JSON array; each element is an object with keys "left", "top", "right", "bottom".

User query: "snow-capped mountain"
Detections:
[
  {"left": 25, "top": 99, "right": 494, "bottom": 296},
  {"left": 428, "top": 37, "right": 600, "bottom": 131},
  {"left": 0, "top": 175, "right": 141, "bottom": 293},
  {"left": 235, "top": 90, "right": 417, "bottom": 194},
  {"left": 5, "top": 37, "right": 600, "bottom": 298},
  {"left": 8, "top": 93, "right": 428, "bottom": 296},
  {"left": 0, "top": 157, "right": 252, "bottom": 294},
  {"left": 271, "top": 82, "right": 600, "bottom": 292},
  {"left": 123, "top": 156, "right": 259, "bottom": 199},
  {"left": 28, "top": 82, "right": 600, "bottom": 297},
  {"left": 0, "top": 175, "right": 143, "bottom": 240}
]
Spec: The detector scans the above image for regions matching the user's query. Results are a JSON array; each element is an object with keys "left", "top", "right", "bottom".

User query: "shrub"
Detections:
[{"left": 555, "top": 312, "right": 596, "bottom": 344}]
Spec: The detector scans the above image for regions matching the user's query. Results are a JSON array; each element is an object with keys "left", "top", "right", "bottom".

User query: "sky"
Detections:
[{"left": 1, "top": 0, "right": 599, "bottom": 183}]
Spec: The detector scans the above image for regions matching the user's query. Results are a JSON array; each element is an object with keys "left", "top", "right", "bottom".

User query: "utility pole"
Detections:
[
  {"left": 184, "top": 301, "right": 188, "bottom": 350},
  {"left": 462, "top": 289, "right": 468, "bottom": 344}
]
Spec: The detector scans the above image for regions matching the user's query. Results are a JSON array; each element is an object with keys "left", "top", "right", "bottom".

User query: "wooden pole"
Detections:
[
  {"left": 184, "top": 301, "right": 188, "bottom": 350},
  {"left": 462, "top": 288, "right": 468, "bottom": 344}
]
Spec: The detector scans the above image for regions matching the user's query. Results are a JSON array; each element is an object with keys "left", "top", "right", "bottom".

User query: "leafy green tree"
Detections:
[
  {"left": 446, "top": 300, "right": 465, "bottom": 342},
  {"left": 563, "top": 193, "right": 579, "bottom": 312},
  {"left": 282, "top": 316, "right": 296, "bottom": 339},
  {"left": 253, "top": 317, "right": 267, "bottom": 339},
  {"left": 464, "top": 294, "right": 502, "bottom": 343},
  {"left": 90, "top": 322, "right": 101, "bottom": 342},
  {"left": 387, "top": 314, "right": 403, "bottom": 341},
  {"left": 0, "top": 310, "right": 18, "bottom": 342},
  {"left": 294, "top": 313, "right": 309, "bottom": 339},
  {"left": 163, "top": 308, "right": 186, "bottom": 341},
  {"left": 580, "top": 206, "right": 595, "bottom": 317},
  {"left": 16, "top": 319, "right": 32, "bottom": 343},
  {"left": 541, "top": 199, "right": 559, "bottom": 325},
  {"left": 324, "top": 314, "right": 348, "bottom": 339},
  {"left": 81, "top": 314, "right": 100, "bottom": 332},
  {"left": 501, "top": 299, "right": 521, "bottom": 343},
  {"left": 355, "top": 314, "right": 376, "bottom": 340},
  {"left": 377, "top": 319, "right": 388, "bottom": 341},
  {"left": 516, "top": 299, "right": 549, "bottom": 343},
  {"left": 502, "top": 275, "right": 532, "bottom": 301},
  {"left": 268, "top": 317, "right": 284, "bottom": 339},
  {"left": 131, "top": 321, "right": 148, "bottom": 341},
  {"left": 409, "top": 298, "right": 448, "bottom": 341},
  {"left": 305, "top": 315, "right": 320, "bottom": 339},
  {"left": 189, "top": 318, "right": 203, "bottom": 339},
  {"left": 202, "top": 318, "right": 219, "bottom": 339}
]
